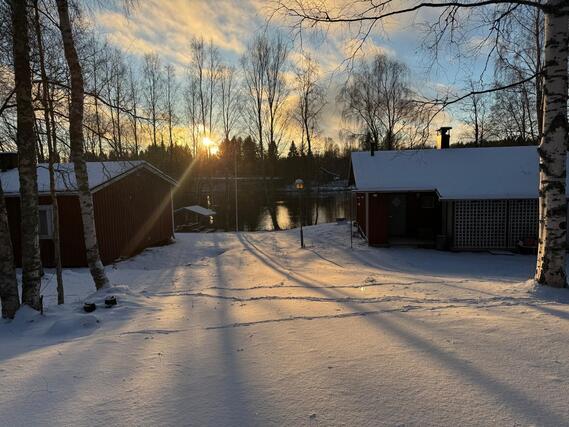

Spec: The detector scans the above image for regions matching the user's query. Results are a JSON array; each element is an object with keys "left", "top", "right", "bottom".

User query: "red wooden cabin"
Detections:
[
  {"left": 1, "top": 160, "right": 176, "bottom": 267},
  {"left": 349, "top": 146, "right": 567, "bottom": 250}
]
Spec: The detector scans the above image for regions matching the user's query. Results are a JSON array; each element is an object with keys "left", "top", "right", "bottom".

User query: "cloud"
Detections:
[{"left": 94, "top": 0, "right": 265, "bottom": 66}]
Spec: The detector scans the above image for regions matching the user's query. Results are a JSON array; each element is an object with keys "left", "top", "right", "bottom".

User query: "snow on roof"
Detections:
[
  {"left": 176, "top": 205, "right": 216, "bottom": 216},
  {"left": 350, "top": 146, "right": 561, "bottom": 200},
  {"left": 0, "top": 161, "right": 176, "bottom": 195}
]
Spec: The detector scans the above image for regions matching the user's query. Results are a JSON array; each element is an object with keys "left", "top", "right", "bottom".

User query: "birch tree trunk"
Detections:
[
  {"left": 10, "top": 0, "right": 43, "bottom": 310},
  {"left": 535, "top": 0, "right": 569, "bottom": 288},
  {"left": 33, "top": 0, "right": 64, "bottom": 304},
  {"left": 0, "top": 181, "right": 20, "bottom": 319},
  {"left": 56, "top": 0, "right": 109, "bottom": 290}
]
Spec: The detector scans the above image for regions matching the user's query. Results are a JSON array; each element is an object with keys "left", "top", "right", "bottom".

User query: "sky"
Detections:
[{"left": 92, "top": 0, "right": 497, "bottom": 150}]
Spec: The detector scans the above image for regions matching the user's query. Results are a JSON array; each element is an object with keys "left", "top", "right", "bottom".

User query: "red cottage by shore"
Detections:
[
  {"left": 349, "top": 145, "right": 568, "bottom": 251},
  {"left": 0, "top": 157, "right": 177, "bottom": 267}
]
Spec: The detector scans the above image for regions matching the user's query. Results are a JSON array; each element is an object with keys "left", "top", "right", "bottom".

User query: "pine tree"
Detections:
[{"left": 287, "top": 141, "right": 299, "bottom": 159}]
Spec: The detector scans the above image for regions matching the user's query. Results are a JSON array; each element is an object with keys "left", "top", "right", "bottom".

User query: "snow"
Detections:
[
  {"left": 176, "top": 205, "right": 217, "bottom": 216},
  {"left": 2, "top": 224, "right": 569, "bottom": 426},
  {"left": 350, "top": 146, "right": 568, "bottom": 199},
  {"left": 0, "top": 161, "right": 175, "bottom": 195}
]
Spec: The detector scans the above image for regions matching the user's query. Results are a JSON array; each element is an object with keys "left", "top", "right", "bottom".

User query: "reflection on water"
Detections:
[{"left": 191, "top": 190, "right": 352, "bottom": 231}]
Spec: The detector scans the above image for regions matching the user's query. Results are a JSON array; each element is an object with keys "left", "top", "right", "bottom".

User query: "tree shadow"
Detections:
[{"left": 236, "top": 233, "right": 568, "bottom": 425}]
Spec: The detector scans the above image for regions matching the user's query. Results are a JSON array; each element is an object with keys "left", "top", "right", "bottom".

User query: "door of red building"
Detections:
[{"left": 368, "top": 193, "right": 389, "bottom": 245}]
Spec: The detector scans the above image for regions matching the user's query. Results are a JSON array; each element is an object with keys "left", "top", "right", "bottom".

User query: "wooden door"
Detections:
[{"left": 368, "top": 193, "right": 388, "bottom": 245}]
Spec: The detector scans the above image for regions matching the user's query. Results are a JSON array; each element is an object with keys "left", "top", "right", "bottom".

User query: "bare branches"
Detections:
[
  {"left": 0, "top": 88, "right": 15, "bottom": 116},
  {"left": 275, "top": 0, "right": 546, "bottom": 27}
]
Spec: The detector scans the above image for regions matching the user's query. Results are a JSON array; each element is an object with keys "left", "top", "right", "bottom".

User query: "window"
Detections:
[{"left": 38, "top": 205, "right": 53, "bottom": 239}]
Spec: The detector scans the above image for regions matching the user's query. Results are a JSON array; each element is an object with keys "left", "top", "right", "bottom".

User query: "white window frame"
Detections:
[{"left": 38, "top": 205, "right": 54, "bottom": 240}]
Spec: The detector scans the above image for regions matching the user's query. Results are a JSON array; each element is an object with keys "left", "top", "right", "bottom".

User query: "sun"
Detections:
[
  {"left": 202, "top": 136, "right": 219, "bottom": 156},
  {"left": 202, "top": 136, "right": 214, "bottom": 147}
]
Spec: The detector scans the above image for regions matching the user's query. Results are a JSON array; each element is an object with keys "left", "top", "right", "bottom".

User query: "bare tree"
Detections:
[
  {"left": 219, "top": 65, "right": 240, "bottom": 141},
  {"left": 461, "top": 80, "right": 490, "bottom": 144},
  {"left": 340, "top": 53, "right": 423, "bottom": 150},
  {"left": 206, "top": 40, "right": 221, "bottom": 137},
  {"left": 185, "top": 74, "right": 201, "bottom": 157},
  {"left": 106, "top": 49, "right": 128, "bottom": 157},
  {"left": 242, "top": 34, "right": 285, "bottom": 230},
  {"left": 164, "top": 63, "right": 177, "bottom": 162},
  {"left": 264, "top": 34, "right": 290, "bottom": 158},
  {"left": 294, "top": 53, "right": 326, "bottom": 155},
  {"left": 127, "top": 63, "right": 141, "bottom": 157},
  {"left": 494, "top": 5, "right": 544, "bottom": 140},
  {"left": 189, "top": 38, "right": 221, "bottom": 153},
  {"left": 56, "top": 0, "right": 110, "bottom": 290},
  {"left": 143, "top": 53, "right": 163, "bottom": 147},
  {"left": 33, "top": 0, "right": 64, "bottom": 304},
  {"left": 276, "top": 0, "right": 569, "bottom": 288}
]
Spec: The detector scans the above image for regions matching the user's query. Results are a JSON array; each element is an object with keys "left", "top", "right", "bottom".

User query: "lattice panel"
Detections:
[
  {"left": 454, "top": 200, "right": 508, "bottom": 248},
  {"left": 508, "top": 199, "right": 538, "bottom": 247}
]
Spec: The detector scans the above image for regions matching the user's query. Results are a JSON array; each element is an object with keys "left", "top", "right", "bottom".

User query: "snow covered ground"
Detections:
[{"left": 2, "top": 223, "right": 569, "bottom": 426}]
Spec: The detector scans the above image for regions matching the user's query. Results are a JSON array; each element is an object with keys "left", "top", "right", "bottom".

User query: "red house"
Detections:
[
  {"left": 349, "top": 145, "right": 568, "bottom": 250},
  {"left": 1, "top": 159, "right": 177, "bottom": 267}
]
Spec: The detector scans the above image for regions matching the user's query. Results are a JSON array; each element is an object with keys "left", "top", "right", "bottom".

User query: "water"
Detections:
[{"left": 186, "top": 190, "right": 352, "bottom": 231}]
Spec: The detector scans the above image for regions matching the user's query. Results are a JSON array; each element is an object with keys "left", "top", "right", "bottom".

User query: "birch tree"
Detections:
[
  {"left": 143, "top": 53, "right": 163, "bottom": 147},
  {"left": 294, "top": 53, "right": 325, "bottom": 156},
  {"left": 277, "top": 0, "right": 569, "bottom": 288},
  {"left": 340, "top": 53, "right": 422, "bottom": 150},
  {"left": 164, "top": 63, "right": 177, "bottom": 162},
  {"left": 241, "top": 34, "right": 282, "bottom": 230},
  {"left": 33, "top": 0, "right": 64, "bottom": 304},
  {"left": 535, "top": 0, "right": 568, "bottom": 287},
  {"left": 219, "top": 65, "right": 240, "bottom": 142},
  {"left": 9, "top": 0, "right": 43, "bottom": 309},
  {"left": 55, "top": 0, "right": 109, "bottom": 290}
]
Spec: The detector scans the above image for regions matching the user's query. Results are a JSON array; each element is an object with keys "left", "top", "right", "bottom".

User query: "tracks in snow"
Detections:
[{"left": 141, "top": 290, "right": 540, "bottom": 307}]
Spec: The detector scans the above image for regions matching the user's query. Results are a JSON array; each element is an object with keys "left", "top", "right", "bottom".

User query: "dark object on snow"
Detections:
[
  {"left": 105, "top": 296, "right": 117, "bottom": 307},
  {"left": 84, "top": 302, "right": 96, "bottom": 313}
]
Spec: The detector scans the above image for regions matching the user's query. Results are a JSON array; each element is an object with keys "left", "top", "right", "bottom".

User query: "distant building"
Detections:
[
  {"left": 1, "top": 159, "right": 177, "bottom": 267},
  {"left": 349, "top": 145, "right": 560, "bottom": 250},
  {"left": 174, "top": 205, "right": 216, "bottom": 232}
]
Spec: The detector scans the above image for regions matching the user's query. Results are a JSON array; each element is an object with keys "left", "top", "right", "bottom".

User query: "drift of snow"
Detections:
[{"left": 1, "top": 223, "right": 569, "bottom": 426}]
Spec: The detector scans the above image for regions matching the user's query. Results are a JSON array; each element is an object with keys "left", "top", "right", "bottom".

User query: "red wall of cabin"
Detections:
[
  {"left": 6, "top": 167, "right": 173, "bottom": 267},
  {"left": 93, "top": 167, "right": 173, "bottom": 264}
]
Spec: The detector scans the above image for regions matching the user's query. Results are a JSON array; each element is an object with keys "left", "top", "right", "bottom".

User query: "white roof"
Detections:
[
  {"left": 0, "top": 161, "right": 176, "bottom": 195},
  {"left": 176, "top": 205, "right": 216, "bottom": 216},
  {"left": 350, "top": 146, "right": 563, "bottom": 200}
]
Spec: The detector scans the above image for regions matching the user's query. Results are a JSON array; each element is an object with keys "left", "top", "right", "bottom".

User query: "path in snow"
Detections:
[{"left": 1, "top": 223, "right": 569, "bottom": 426}]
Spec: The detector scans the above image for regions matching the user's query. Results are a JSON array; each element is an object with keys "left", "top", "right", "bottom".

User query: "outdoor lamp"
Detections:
[{"left": 295, "top": 179, "right": 305, "bottom": 248}]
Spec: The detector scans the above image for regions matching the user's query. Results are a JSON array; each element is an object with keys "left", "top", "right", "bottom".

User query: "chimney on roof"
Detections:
[
  {"left": 436, "top": 127, "right": 452, "bottom": 149},
  {"left": 0, "top": 152, "right": 18, "bottom": 171}
]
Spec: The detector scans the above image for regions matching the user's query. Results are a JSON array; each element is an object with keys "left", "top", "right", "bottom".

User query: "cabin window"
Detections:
[
  {"left": 38, "top": 205, "right": 53, "bottom": 239},
  {"left": 420, "top": 195, "right": 435, "bottom": 209}
]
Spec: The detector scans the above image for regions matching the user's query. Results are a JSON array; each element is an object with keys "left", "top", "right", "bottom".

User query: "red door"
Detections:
[{"left": 368, "top": 193, "right": 389, "bottom": 245}]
